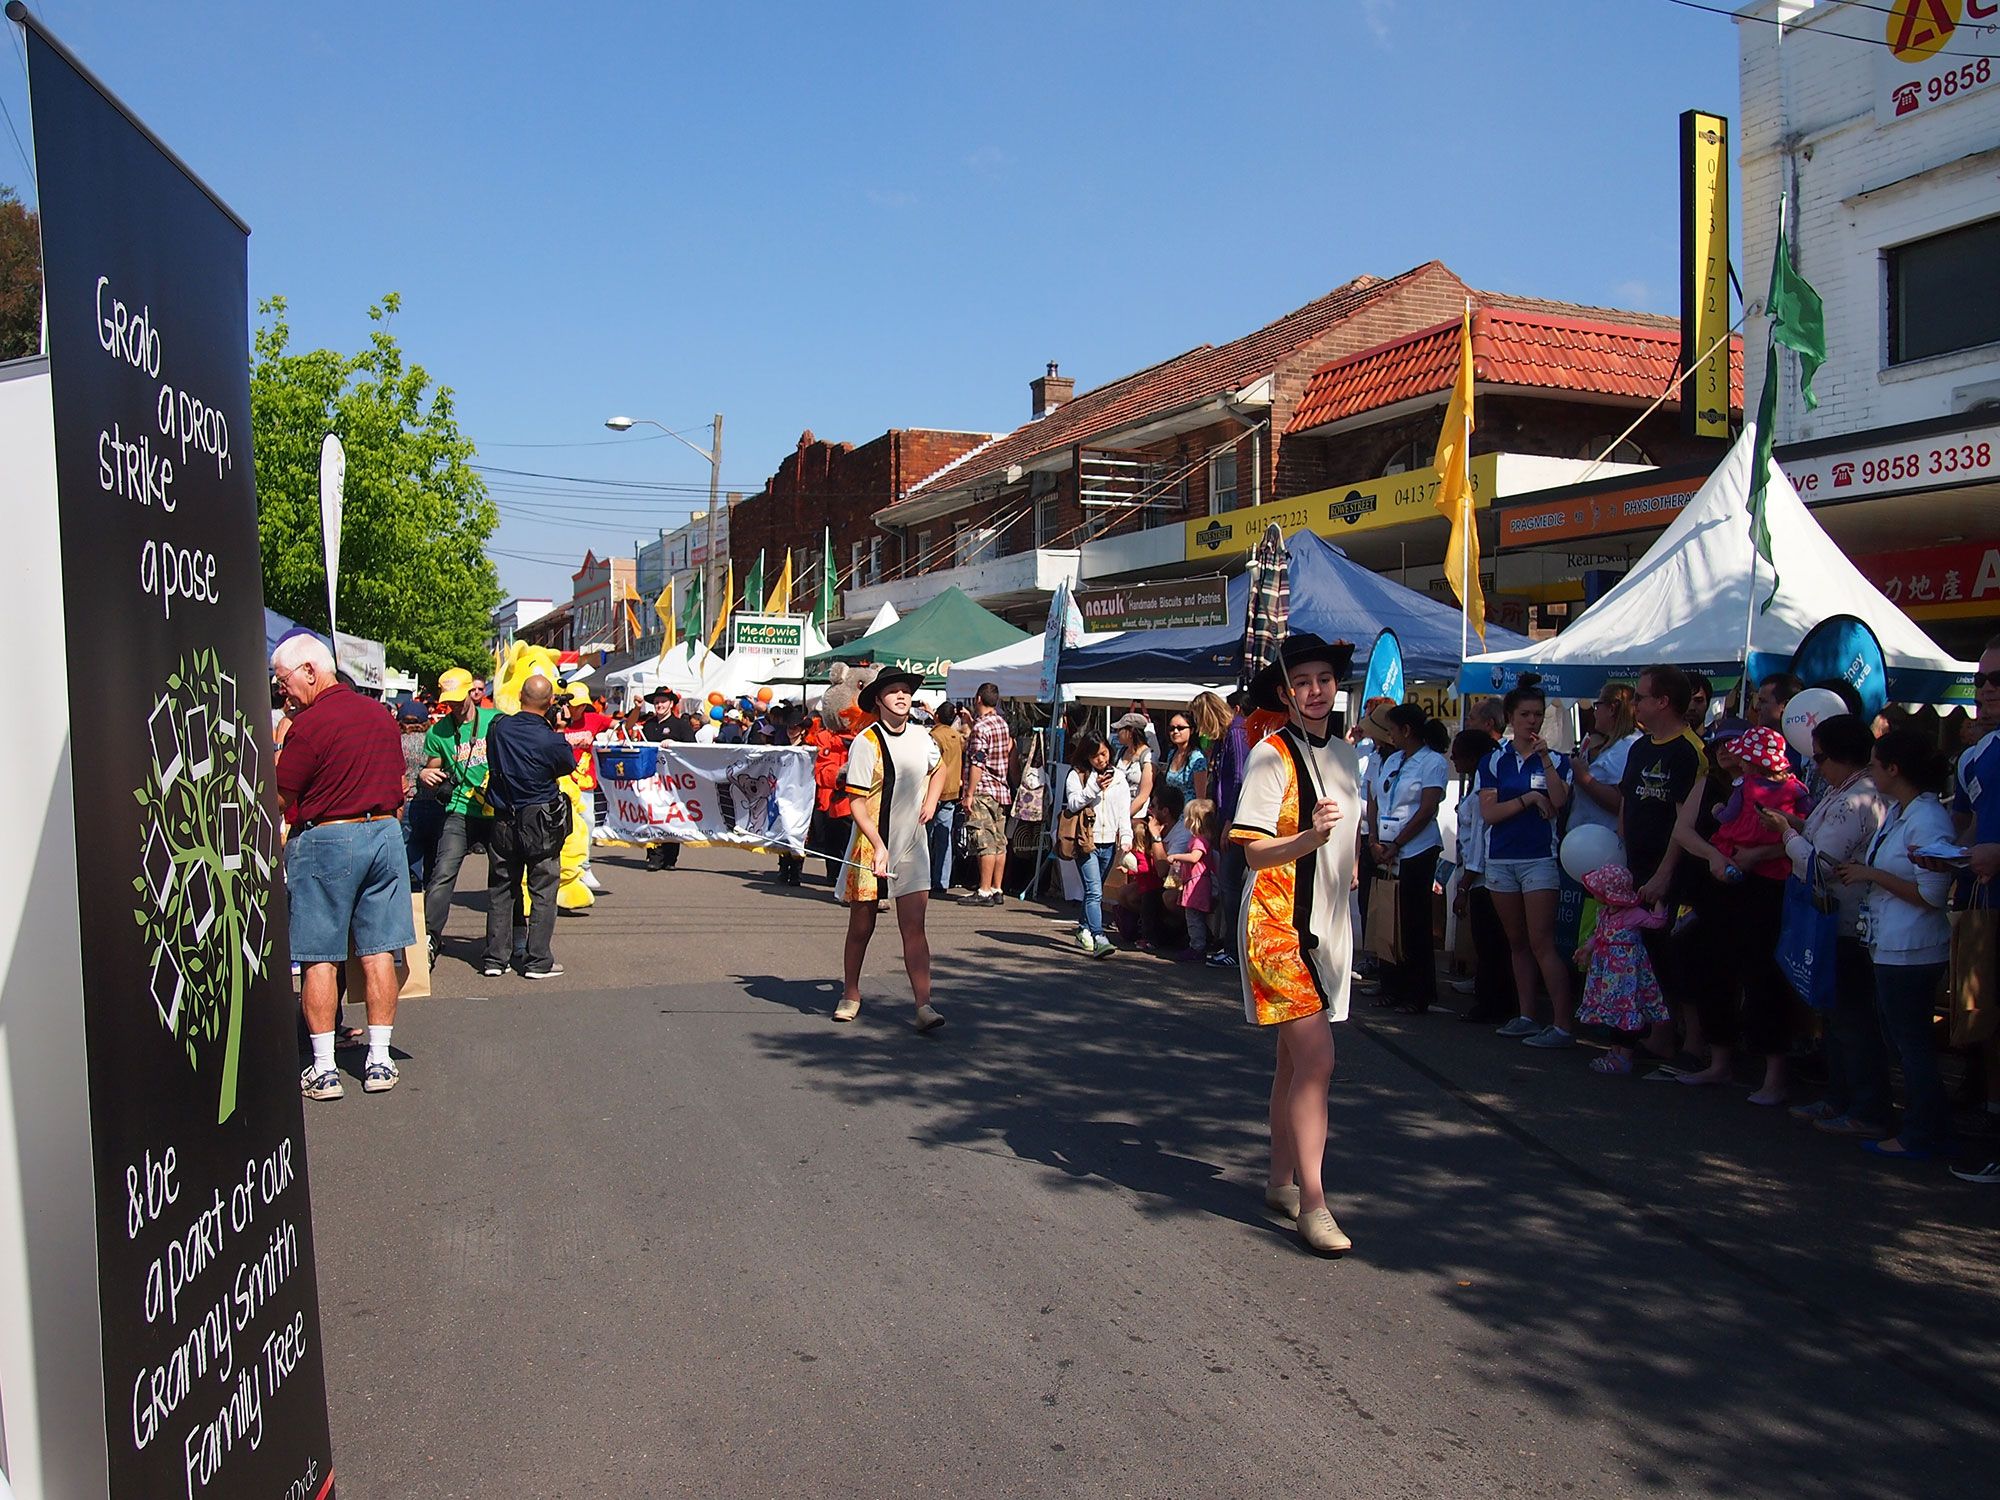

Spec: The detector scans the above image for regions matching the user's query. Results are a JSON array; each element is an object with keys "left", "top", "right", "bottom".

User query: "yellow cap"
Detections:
[
  {"left": 566, "top": 680, "right": 593, "bottom": 705},
  {"left": 437, "top": 668, "right": 474, "bottom": 704}
]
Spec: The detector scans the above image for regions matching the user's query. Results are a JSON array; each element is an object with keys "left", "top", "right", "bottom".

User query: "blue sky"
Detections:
[{"left": 3, "top": 1, "right": 1744, "bottom": 600}]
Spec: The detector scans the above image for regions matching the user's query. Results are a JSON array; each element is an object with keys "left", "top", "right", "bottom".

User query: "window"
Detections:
[
  {"left": 915, "top": 530, "right": 932, "bottom": 574},
  {"left": 868, "top": 537, "right": 882, "bottom": 583},
  {"left": 1379, "top": 438, "right": 1425, "bottom": 476},
  {"left": 850, "top": 540, "right": 864, "bottom": 584},
  {"left": 1210, "top": 453, "right": 1237, "bottom": 513},
  {"left": 1889, "top": 217, "right": 2000, "bottom": 365},
  {"left": 1578, "top": 435, "right": 1652, "bottom": 466}
]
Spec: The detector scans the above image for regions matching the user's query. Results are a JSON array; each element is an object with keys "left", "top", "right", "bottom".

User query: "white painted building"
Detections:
[
  {"left": 489, "top": 596, "right": 555, "bottom": 646},
  {"left": 1736, "top": 1, "right": 2000, "bottom": 650}
]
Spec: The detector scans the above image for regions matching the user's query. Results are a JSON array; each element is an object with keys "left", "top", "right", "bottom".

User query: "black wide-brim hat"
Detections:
[
  {"left": 1248, "top": 632, "right": 1356, "bottom": 712},
  {"left": 858, "top": 668, "right": 926, "bottom": 712}
]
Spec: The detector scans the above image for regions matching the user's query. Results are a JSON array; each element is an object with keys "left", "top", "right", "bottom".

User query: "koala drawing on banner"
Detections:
[{"left": 717, "top": 759, "right": 782, "bottom": 835}]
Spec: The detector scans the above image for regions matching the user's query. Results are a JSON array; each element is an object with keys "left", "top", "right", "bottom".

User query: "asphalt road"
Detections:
[{"left": 303, "top": 843, "right": 2000, "bottom": 1499}]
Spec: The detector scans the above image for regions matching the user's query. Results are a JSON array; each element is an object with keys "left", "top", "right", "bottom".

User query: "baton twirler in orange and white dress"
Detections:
[
  {"left": 1229, "top": 724, "right": 1362, "bottom": 1026},
  {"left": 841, "top": 719, "right": 942, "bottom": 903}
]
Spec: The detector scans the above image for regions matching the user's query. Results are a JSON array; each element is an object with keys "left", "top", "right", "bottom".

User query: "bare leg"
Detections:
[
  {"left": 982, "top": 851, "right": 1006, "bottom": 892},
  {"left": 359, "top": 951, "right": 400, "bottom": 1029},
  {"left": 1749, "top": 1053, "right": 1788, "bottom": 1104},
  {"left": 1268, "top": 1033, "right": 1297, "bottom": 1193},
  {"left": 1491, "top": 891, "right": 1541, "bottom": 1023},
  {"left": 842, "top": 901, "right": 878, "bottom": 1007},
  {"left": 895, "top": 890, "right": 932, "bottom": 1010},
  {"left": 1277, "top": 1015, "right": 1335, "bottom": 1213},
  {"left": 1524, "top": 888, "right": 1573, "bottom": 1031},
  {"left": 299, "top": 961, "right": 341, "bottom": 1034}
]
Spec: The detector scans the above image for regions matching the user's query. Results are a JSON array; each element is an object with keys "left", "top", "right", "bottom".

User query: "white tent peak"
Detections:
[
  {"left": 1460, "top": 424, "right": 1968, "bottom": 698},
  {"left": 861, "top": 600, "right": 900, "bottom": 637}
]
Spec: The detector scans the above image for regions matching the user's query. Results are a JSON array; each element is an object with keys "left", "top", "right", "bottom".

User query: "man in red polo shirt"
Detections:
[{"left": 273, "top": 633, "right": 415, "bottom": 1100}]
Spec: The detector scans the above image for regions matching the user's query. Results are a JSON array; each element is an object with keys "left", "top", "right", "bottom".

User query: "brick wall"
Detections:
[
  {"left": 1280, "top": 396, "right": 1721, "bottom": 495},
  {"left": 728, "top": 428, "right": 991, "bottom": 599}
]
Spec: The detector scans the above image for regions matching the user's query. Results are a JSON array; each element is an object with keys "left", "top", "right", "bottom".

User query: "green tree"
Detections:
[
  {"left": 0, "top": 185, "right": 42, "bottom": 361},
  {"left": 251, "top": 293, "right": 501, "bottom": 682}
]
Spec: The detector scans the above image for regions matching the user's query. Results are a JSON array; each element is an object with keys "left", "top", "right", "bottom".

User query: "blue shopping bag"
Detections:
[{"left": 1777, "top": 853, "right": 1838, "bottom": 1010}]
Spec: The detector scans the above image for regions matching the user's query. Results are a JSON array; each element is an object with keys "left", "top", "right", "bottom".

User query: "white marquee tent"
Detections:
[
  {"left": 945, "top": 631, "right": 1228, "bottom": 707},
  {"left": 1458, "top": 425, "right": 1972, "bottom": 704}
]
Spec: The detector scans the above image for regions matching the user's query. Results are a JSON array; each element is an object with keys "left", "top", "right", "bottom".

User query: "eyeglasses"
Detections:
[
  {"left": 1975, "top": 671, "right": 2000, "bottom": 690},
  {"left": 1170, "top": 724, "right": 1191, "bottom": 733}
]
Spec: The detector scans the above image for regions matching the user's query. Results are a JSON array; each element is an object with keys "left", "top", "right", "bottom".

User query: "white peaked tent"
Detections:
[
  {"left": 1458, "top": 425, "right": 1972, "bottom": 703},
  {"left": 945, "top": 631, "right": 1228, "bottom": 706},
  {"left": 861, "top": 600, "right": 900, "bottom": 636}
]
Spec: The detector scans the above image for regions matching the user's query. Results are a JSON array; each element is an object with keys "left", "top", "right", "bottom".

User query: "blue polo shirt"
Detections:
[
  {"left": 1955, "top": 731, "right": 2000, "bottom": 845},
  {"left": 1478, "top": 741, "right": 1571, "bottom": 861}
]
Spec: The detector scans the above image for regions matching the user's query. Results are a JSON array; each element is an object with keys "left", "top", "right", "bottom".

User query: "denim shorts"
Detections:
[
  {"left": 285, "top": 818, "right": 415, "bottom": 963},
  {"left": 1485, "top": 855, "right": 1561, "bottom": 895}
]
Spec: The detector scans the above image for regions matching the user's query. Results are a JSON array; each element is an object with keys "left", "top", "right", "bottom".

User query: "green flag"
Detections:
[
  {"left": 743, "top": 551, "right": 764, "bottom": 617},
  {"left": 1748, "top": 200, "right": 1826, "bottom": 612},
  {"left": 678, "top": 569, "right": 703, "bottom": 645},
  {"left": 812, "top": 528, "right": 837, "bottom": 630}
]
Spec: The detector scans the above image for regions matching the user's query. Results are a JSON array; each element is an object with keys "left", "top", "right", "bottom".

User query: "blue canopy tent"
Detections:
[{"left": 1060, "top": 530, "right": 1531, "bottom": 684}]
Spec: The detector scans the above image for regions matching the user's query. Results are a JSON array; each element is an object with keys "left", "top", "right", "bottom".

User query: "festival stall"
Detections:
[
  {"left": 804, "top": 585, "right": 1028, "bottom": 685},
  {"left": 1059, "top": 530, "right": 1532, "bottom": 686},
  {"left": 945, "top": 631, "right": 1226, "bottom": 706},
  {"left": 1456, "top": 427, "right": 1973, "bottom": 703}
]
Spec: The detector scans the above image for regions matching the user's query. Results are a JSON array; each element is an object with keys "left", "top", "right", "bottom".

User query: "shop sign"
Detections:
[
  {"left": 1876, "top": 0, "right": 1999, "bottom": 125},
  {"left": 1183, "top": 453, "right": 1499, "bottom": 561},
  {"left": 1496, "top": 476, "right": 1703, "bottom": 546},
  {"left": 1075, "top": 576, "right": 1229, "bottom": 632},
  {"left": 1780, "top": 423, "right": 2000, "bottom": 502},
  {"left": 1855, "top": 539, "right": 2000, "bottom": 615},
  {"left": 731, "top": 612, "right": 806, "bottom": 658},
  {"left": 1680, "top": 110, "right": 1732, "bottom": 439}
]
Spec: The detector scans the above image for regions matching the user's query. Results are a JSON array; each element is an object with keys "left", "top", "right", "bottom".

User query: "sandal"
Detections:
[
  {"left": 1589, "top": 1053, "right": 1634, "bottom": 1076},
  {"left": 335, "top": 1025, "right": 366, "bottom": 1049}
]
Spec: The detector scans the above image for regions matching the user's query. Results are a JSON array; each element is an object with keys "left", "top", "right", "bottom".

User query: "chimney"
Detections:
[{"left": 1030, "top": 361, "right": 1074, "bottom": 418}]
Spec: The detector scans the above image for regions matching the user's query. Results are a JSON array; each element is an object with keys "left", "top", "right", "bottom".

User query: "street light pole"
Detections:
[{"left": 606, "top": 412, "right": 724, "bottom": 639}]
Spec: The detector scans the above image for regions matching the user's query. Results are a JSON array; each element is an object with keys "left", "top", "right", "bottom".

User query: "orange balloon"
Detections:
[
  {"left": 707, "top": 691, "right": 725, "bottom": 706},
  {"left": 756, "top": 687, "right": 774, "bottom": 702}
]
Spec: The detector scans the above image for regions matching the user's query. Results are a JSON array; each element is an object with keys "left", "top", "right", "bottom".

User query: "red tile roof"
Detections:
[
  {"left": 894, "top": 264, "right": 1450, "bottom": 511},
  {"left": 1288, "top": 303, "right": 1744, "bottom": 435}
]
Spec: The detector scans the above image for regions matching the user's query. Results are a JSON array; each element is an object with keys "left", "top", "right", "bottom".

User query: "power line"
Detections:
[{"left": 1665, "top": 0, "right": 2000, "bottom": 58}]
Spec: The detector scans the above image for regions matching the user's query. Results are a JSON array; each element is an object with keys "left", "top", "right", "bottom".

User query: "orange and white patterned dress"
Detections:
[
  {"left": 1229, "top": 725, "right": 1362, "bottom": 1026},
  {"left": 841, "top": 720, "right": 940, "bottom": 903}
]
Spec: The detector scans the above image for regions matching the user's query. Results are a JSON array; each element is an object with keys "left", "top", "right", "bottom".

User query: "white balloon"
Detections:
[
  {"left": 1560, "top": 823, "right": 1624, "bottom": 884},
  {"left": 1782, "top": 687, "right": 1849, "bottom": 758}
]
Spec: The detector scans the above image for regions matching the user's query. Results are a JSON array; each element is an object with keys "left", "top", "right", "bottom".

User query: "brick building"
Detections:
[
  {"left": 859, "top": 261, "right": 1731, "bottom": 631},
  {"left": 727, "top": 428, "right": 992, "bottom": 628}
]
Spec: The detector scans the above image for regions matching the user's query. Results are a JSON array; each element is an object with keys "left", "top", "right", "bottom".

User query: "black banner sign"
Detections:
[
  {"left": 1074, "top": 576, "right": 1230, "bottom": 632},
  {"left": 21, "top": 13, "right": 338, "bottom": 1498}
]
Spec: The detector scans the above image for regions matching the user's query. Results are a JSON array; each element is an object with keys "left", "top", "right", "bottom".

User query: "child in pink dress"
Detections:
[
  {"left": 1575, "top": 863, "right": 1669, "bottom": 1076},
  {"left": 1709, "top": 726, "right": 1809, "bottom": 880}
]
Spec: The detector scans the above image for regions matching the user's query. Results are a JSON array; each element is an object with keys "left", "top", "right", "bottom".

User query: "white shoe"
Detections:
[{"left": 580, "top": 867, "right": 604, "bottom": 891}]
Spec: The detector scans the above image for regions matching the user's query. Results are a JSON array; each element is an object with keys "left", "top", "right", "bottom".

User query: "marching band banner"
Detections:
[{"left": 599, "top": 743, "right": 815, "bottom": 850}]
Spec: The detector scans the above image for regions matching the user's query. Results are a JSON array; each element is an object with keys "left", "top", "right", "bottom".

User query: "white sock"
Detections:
[
  {"left": 310, "top": 1031, "right": 335, "bottom": 1074},
  {"left": 367, "top": 1025, "right": 393, "bottom": 1067}
]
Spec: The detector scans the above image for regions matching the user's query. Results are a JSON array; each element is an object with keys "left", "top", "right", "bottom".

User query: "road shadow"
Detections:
[{"left": 740, "top": 904, "right": 1999, "bottom": 1500}]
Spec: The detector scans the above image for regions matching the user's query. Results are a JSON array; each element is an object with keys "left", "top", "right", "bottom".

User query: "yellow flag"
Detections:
[
  {"left": 1431, "top": 303, "right": 1484, "bottom": 644},
  {"left": 654, "top": 578, "right": 676, "bottom": 662},
  {"left": 706, "top": 560, "right": 732, "bottom": 650},
  {"left": 762, "top": 552, "right": 793, "bottom": 615}
]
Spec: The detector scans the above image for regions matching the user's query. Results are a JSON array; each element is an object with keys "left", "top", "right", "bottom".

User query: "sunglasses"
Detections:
[
  {"left": 1170, "top": 723, "right": 1191, "bottom": 732},
  {"left": 1975, "top": 671, "right": 2000, "bottom": 690}
]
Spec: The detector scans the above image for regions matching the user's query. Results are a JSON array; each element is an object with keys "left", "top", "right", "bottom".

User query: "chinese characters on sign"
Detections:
[{"left": 1856, "top": 540, "right": 2000, "bottom": 617}]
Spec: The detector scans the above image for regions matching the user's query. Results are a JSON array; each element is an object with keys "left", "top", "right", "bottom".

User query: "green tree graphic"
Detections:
[{"left": 133, "top": 648, "right": 273, "bottom": 1124}]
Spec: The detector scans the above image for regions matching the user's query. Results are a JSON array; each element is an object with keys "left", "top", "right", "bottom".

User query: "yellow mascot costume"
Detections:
[{"left": 491, "top": 644, "right": 595, "bottom": 916}]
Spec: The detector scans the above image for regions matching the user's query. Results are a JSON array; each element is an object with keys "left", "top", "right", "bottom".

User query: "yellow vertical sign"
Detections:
[{"left": 1680, "top": 109, "right": 1731, "bottom": 441}]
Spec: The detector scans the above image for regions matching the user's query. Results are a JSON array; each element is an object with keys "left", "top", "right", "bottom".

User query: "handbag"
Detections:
[
  {"left": 1014, "top": 732, "right": 1048, "bottom": 822},
  {"left": 1056, "top": 796, "right": 1093, "bottom": 860},
  {"left": 1950, "top": 881, "right": 2000, "bottom": 1047},
  {"left": 1364, "top": 879, "right": 1402, "bottom": 964},
  {"left": 1776, "top": 852, "right": 1838, "bottom": 1011}
]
